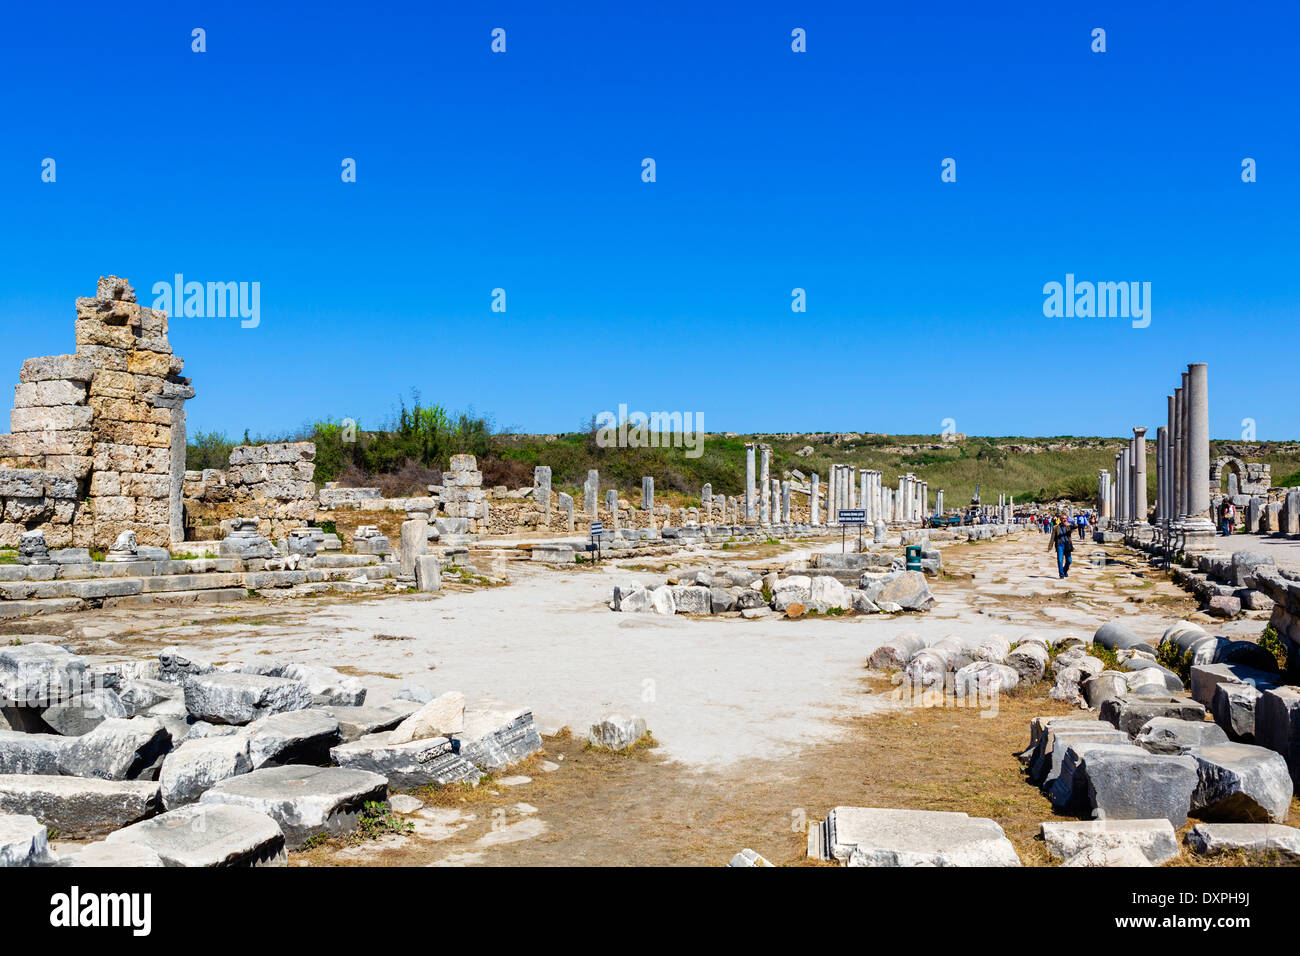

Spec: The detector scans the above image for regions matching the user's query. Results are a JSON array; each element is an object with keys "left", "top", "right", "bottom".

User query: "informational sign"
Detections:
[
  {"left": 838, "top": 509, "right": 866, "bottom": 525},
  {"left": 589, "top": 521, "right": 604, "bottom": 536}
]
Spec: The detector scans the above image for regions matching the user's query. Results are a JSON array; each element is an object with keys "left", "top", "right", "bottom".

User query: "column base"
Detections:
[{"left": 1178, "top": 517, "right": 1218, "bottom": 552}]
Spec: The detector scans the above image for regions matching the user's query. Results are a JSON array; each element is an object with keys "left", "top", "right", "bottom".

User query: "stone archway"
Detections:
[{"left": 1211, "top": 455, "right": 1246, "bottom": 496}]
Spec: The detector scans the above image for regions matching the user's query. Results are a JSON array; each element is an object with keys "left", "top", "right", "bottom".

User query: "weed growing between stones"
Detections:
[
  {"left": 354, "top": 801, "right": 414, "bottom": 842},
  {"left": 1260, "top": 625, "right": 1289, "bottom": 672}
]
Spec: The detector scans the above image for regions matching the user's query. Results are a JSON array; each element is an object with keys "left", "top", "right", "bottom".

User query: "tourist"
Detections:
[
  {"left": 1221, "top": 500, "right": 1236, "bottom": 536},
  {"left": 1049, "top": 517, "right": 1074, "bottom": 579}
]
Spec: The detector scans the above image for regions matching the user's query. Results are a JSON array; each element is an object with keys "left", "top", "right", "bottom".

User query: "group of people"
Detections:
[{"left": 1220, "top": 499, "right": 1237, "bottom": 536}]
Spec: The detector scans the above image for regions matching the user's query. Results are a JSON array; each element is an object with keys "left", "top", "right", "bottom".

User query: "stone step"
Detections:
[{"left": 101, "top": 587, "right": 249, "bottom": 609}]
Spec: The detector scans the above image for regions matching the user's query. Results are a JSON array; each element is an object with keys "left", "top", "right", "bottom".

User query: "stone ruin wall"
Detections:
[
  {"left": 182, "top": 442, "right": 317, "bottom": 541},
  {"left": 0, "top": 276, "right": 193, "bottom": 550}
]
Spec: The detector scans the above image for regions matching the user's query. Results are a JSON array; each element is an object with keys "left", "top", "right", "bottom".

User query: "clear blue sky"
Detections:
[{"left": 1, "top": 1, "right": 1296, "bottom": 440}]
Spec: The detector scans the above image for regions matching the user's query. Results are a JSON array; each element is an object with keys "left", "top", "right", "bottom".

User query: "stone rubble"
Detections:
[{"left": 0, "top": 642, "right": 546, "bottom": 865}]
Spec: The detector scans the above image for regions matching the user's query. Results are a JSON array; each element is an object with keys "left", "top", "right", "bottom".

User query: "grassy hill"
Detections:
[{"left": 489, "top": 432, "right": 1300, "bottom": 507}]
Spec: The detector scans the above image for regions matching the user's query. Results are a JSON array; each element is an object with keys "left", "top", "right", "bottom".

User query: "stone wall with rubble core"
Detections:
[
  {"left": 182, "top": 441, "right": 317, "bottom": 541},
  {"left": 0, "top": 276, "right": 194, "bottom": 550}
]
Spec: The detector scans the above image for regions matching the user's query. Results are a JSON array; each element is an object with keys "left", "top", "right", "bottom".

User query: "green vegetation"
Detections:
[
  {"left": 354, "top": 801, "right": 414, "bottom": 841},
  {"left": 1260, "top": 625, "right": 1289, "bottom": 672},
  {"left": 1156, "top": 639, "right": 1195, "bottom": 683},
  {"left": 188, "top": 400, "right": 1300, "bottom": 505}
]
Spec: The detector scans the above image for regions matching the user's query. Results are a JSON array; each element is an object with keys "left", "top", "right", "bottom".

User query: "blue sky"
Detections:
[{"left": 1, "top": 0, "right": 1296, "bottom": 440}]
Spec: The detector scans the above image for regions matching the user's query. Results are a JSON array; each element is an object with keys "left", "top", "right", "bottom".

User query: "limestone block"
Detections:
[
  {"left": 0, "top": 776, "right": 161, "bottom": 838},
  {"left": 13, "top": 380, "right": 87, "bottom": 408},
  {"left": 19, "top": 354, "right": 93, "bottom": 383},
  {"left": 10, "top": 406, "right": 93, "bottom": 432},
  {"left": 104, "top": 803, "right": 286, "bottom": 867}
]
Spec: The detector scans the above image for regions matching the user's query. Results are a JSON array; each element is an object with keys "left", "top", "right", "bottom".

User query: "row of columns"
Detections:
[{"left": 1109, "top": 362, "right": 1213, "bottom": 550}]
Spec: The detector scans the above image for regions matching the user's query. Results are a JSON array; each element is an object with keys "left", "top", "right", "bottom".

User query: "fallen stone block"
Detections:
[
  {"left": 1099, "top": 695, "right": 1207, "bottom": 737},
  {"left": 316, "top": 702, "right": 418, "bottom": 742},
  {"left": 808, "top": 576, "right": 849, "bottom": 613},
  {"left": 158, "top": 736, "right": 253, "bottom": 809},
  {"left": 670, "top": 585, "right": 712, "bottom": 615},
  {"left": 809, "top": 806, "right": 1020, "bottom": 866},
  {"left": 389, "top": 691, "right": 465, "bottom": 745},
  {"left": 53, "top": 841, "right": 165, "bottom": 867},
  {"left": 200, "top": 764, "right": 388, "bottom": 848},
  {"left": 0, "top": 812, "right": 50, "bottom": 867},
  {"left": 1092, "top": 622, "right": 1152, "bottom": 653},
  {"left": 858, "top": 571, "right": 934, "bottom": 612},
  {"left": 1006, "top": 642, "right": 1049, "bottom": 683},
  {"left": 0, "top": 730, "right": 65, "bottom": 774},
  {"left": 1034, "top": 726, "right": 1130, "bottom": 789},
  {"left": 1061, "top": 844, "right": 1153, "bottom": 866},
  {"left": 244, "top": 709, "right": 342, "bottom": 768},
  {"left": 183, "top": 672, "right": 313, "bottom": 725},
  {"left": 1055, "top": 743, "right": 1198, "bottom": 825},
  {"left": 105, "top": 803, "right": 287, "bottom": 867},
  {"left": 0, "top": 642, "right": 88, "bottom": 706},
  {"left": 118, "top": 678, "right": 181, "bottom": 716},
  {"left": 0, "top": 775, "right": 162, "bottom": 837},
  {"left": 156, "top": 646, "right": 214, "bottom": 685},
  {"left": 1190, "top": 662, "right": 1280, "bottom": 708},
  {"left": 1083, "top": 671, "right": 1129, "bottom": 709},
  {"left": 40, "top": 688, "right": 127, "bottom": 736},
  {"left": 954, "top": 661, "right": 1018, "bottom": 700},
  {"left": 453, "top": 707, "right": 543, "bottom": 771},
  {"left": 330, "top": 733, "right": 481, "bottom": 790},
  {"left": 1213, "top": 681, "right": 1263, "bottom": 743},
  {"left": 1118, "top": 658, "right": 1184, "bottom": 693},
  {"left": 1041, "top": 818, "right": 1178, "bottom": 865},
  {"left": 1135, "top": 716, "right": 1229, "bottom": 755},
  {"left": 1185, "top": 822, "right": 1300, "bottom": 862},
  {"left": 240, "top": 662, "right": 365, "bottom": 707},
  {"left": 1254, "top": 686, "right": 1300, "bottom": 788},
  {"left": 588, "top": 715, "right": 647, "bottom": 751},
  {"left": 1191, "top": 743, "right": 1293, "bottom": 824},
  {"left": 867, "top": 635, "right": 930, "bottom": 671},
  {"left": 59, "top": 716, "right": 172, "bottom": 780},
  {"left": 727, "top": 847, "right": 774, "bottom": 867}
]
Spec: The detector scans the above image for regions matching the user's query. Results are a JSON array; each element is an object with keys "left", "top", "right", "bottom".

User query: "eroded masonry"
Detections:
[{"left": 0, "top": 277, "right": 193, "bottom": 549}]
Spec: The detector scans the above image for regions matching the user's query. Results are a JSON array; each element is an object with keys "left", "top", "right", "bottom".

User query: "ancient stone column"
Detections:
[
  {"left": 1170, "top": 390, "right": 1180, "bottom": 522},
  {"left": 744, "top": 443, "right": 756, "bottom": 522},
  {"left": 1159, "top": 431, "right": 1170, "bottom": 528},
  {"left": 831, "top": 465, "right": 840, "bottom": 519},
  {"left": 1133, "top": 427, "right": 1148, "bottom": 526},
  {"left": 759, "top": 445, "right": 771, "bottom": 524},
  {"left": 781, "top": 481, "right": 791, "bottom": 523},
  {"left": 606, "top": 488, "right": 619, "bottom": 529},
  {"left": 1115, "top": 450, "right": 1126, "bottom": 522},
  {"left": 642, "top": 476, "right": 654, "bottom": 510},
  {"left": 897, "top": 476, "right": 906, "bottom": 522},
  {"left": 399, "top": 516, "right": 428, "bottom": 576},
  {"left": 701, "top": 483, "right": 712, "bottom": 523},
  {"left": 533, "top": 466, "right": 552, "bottom": 526},
  {"left": 584, "top": 469, "right": 599, "bottom": 518},
  {"left": 810, "top": 472, "right": 820, "bottom": 525},
  {"left": 936, "top": 489, "right": 944, "bottom": 515},
  {"left": 558, "top": 492, "right": 575, "bottom": 532},
  {"left": 1183, "top": 363, "right": 1214, "bottom": 547},
  {"left": 1175, "top": 374, "right": 1187, "bottom": 519},
  {"left": 1097, "top": 470, "right": 1108, "bottom": 518}
]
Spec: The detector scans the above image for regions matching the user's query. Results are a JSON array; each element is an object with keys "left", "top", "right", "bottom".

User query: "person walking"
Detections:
[{"left": 1049, "top": 516, "right": 1074, "bottom": 579}]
